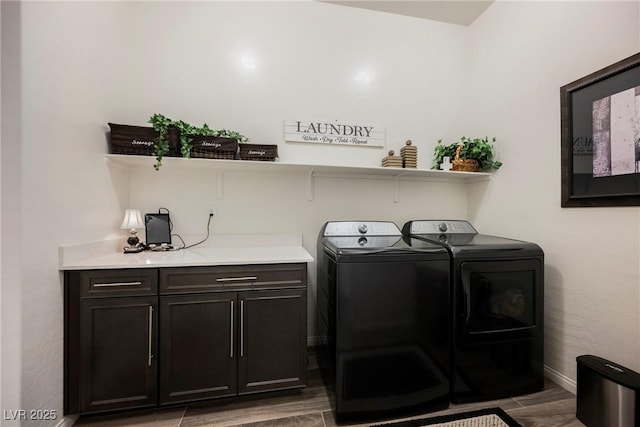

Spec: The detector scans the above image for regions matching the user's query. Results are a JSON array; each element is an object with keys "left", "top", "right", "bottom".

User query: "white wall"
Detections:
[
  {"left": 118, "top": 1, "right": 469, "bottom": 167},
  {"left": 8, "top": 2, "right": 471, "bottom": 425},
  {"left": 2, "top": 0, "right": 24, "bottom": 421},
  {"left": 8, "top": 2, "right": 134, "bottom": 426},
  {"left": 465, "top": 0, "right": 640, "bottom": 389},
  {"left": 122, "top": 0, "right": 472, "bottom": 353},
  {"left": 3, "top": 1, "right": 639, "bottom": 426}
]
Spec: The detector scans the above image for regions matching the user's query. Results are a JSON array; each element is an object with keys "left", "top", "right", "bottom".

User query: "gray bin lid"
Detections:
[{"left": 578, "top": 355, "right": 640, "bottom": 390}]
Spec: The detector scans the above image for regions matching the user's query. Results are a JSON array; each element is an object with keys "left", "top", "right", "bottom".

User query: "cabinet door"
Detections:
[
  {"left": 238, "top": 289, "right": 307, "bottom": 394},
  {"left": 79, "top": 297, "right": 157, "bottom": 413},
  {"left": 159, "top": 293, "right": 237, "bottom": 404}
]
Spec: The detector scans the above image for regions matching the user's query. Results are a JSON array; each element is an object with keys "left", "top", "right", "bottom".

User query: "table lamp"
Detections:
[{"left": 121, "top": 209, "right": 144, "bottom": 253}]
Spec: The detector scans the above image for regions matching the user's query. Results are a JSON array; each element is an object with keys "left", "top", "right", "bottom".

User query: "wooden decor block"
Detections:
[
  {"left": 400, "top": 140, "right": 417, "bottom": 168},
  {"left": 382, "top": 150, "right": 403, "bottom": 167}
]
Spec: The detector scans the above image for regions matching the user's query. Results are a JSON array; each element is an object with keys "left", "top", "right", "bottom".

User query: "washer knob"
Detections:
[
  {"left": 358, "top": 237, "right": 368, "bottom": 246},
  {"left": 358, "top": 224, "right": 368, "bottom": 234},
  {"left": 438, "top": 222, "right": 448, "bottom": 232}
]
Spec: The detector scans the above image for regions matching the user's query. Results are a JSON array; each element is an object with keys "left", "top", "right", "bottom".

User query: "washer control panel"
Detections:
[
  {"left": 405, "top": 220, "right": 477, "bottom": 235},
  {"left": 323, "top": 221, "right": 401, "bottom": 236},
  {"left": 326, "top": 236, "right": 401, "bottom": 248}
]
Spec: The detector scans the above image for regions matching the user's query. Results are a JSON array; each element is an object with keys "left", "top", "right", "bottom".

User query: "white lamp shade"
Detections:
[{"left": 121, "top": 209, "right": 144, "bottom": 230}]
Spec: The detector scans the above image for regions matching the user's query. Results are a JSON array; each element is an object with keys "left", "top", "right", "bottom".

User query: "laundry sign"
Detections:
[{"left": 284, "top": 120, "right": 385, "bottom": 147}]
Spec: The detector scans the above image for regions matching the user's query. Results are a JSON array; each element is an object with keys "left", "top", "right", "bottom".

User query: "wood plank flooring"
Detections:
[{"left": 75, "top": 350, "right": 582, "bottom": 427}]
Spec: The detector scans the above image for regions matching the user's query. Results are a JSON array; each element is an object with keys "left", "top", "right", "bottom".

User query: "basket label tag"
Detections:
[{"left": 132, "top": 139, "right": 154, "bottom": 146}]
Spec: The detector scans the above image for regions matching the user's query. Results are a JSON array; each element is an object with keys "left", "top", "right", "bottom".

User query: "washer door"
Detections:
[{"left": 334, "top": 258, "right": 450, "bottom": 417}]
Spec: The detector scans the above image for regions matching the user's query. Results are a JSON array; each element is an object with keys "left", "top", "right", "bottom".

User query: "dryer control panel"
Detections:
[
  {"left": 322, "top": 221, "right": 401, "bottom": 236},
  {"left": 404, "top": 220, "right": 477, "bottom": 235}
]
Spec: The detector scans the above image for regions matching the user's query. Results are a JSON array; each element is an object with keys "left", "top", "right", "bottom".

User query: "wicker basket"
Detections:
[
  {"left": 190, "top": 135, "right": 238, "bottom": 160},
  {"left": 452, "top": 144, "right": 479, "bottom": 172},
  {"left": 239, "top": 143, "right": 278, "bottom": 161},
  {"left": 108, "top": 123, "right": 179, "bottom": 157}
]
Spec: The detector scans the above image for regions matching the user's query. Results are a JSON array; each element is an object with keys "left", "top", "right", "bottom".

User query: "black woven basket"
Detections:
[
  {"left": 239, "top": 144, "right": 278, "bottom": 161},
  {"left": 190, "top": 135, "right": 238, "bottom": 160},
  {"left": 108, "top": 123, "right": 179, "bottom": 157}
]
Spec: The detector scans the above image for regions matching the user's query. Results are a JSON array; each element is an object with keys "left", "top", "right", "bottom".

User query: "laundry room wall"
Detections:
[
  {"left": 7, "top": 2, "right": 637, "bottom": 425},
  {"left": 464, "top": 1, "right": 640, "bottom": 390},
  {"left": 8, "top": 2, "right": 473, "bottom": 425},
  {"left": 122, "top": 0, "right": 472, "bottom": 350},
  {"left": 1, "top": 0, "right": 23, "bottom": 420}
]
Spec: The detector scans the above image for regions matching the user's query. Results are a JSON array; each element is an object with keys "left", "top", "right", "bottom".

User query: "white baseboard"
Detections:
[{"left": 545, "top": 364, "right": 577, "bottom": 395}]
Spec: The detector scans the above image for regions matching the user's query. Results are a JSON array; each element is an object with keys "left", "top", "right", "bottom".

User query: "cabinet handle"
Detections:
[
  {"left": 230, "top": 300, "right": 234, "bottom": 358},
  {"left": 94, "top": 281, "right": 143, "bottom": 287},
  {"left": 216, "top": 276, "right": 258, "bottom": 283},
  {"left": 148, "top": 306, "right": 154, "bottom": 366},
  {"left": 240, "top": 299, "right": 244, "bottom": 357}
]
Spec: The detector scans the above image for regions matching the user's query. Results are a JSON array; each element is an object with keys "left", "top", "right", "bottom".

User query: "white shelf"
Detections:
[
  {"left": 105, "top": 154, "right": 491, "bottom": 202},
  {"left": 105, "top": 154, "right": 492, "bottom": 182}
]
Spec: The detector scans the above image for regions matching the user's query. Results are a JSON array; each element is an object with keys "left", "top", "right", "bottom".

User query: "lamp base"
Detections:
[
  {"left": 123, "top": 246, "right": 144, "bottom": 254},
  {"left": 123, "top": 231, "right": 143, "bottom": 253}
]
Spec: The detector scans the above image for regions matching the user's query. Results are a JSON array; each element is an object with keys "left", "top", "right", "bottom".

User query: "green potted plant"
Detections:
[{"left": 432, "top": 136, "right": 502, "bottom": 172}]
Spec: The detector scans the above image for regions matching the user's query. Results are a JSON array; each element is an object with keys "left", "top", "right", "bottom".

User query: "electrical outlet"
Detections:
[{"left": 208, "top": 206, "right": 216, "bottom": 216}]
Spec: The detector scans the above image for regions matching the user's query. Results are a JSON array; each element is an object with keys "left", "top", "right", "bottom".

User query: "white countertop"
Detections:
[{"left": 59, "top": 234, "right": 313, "bottom": 270}]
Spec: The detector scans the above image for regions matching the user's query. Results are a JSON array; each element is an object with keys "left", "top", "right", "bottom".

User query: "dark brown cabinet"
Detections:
[
  {"left": 65, "top": 263, "right": 307, "bottom": 415},
  {"left": 158, "top": 264, "right": 307, "bottom": 404},
  {"left": 65, "top": 269, "right": 158, "bottom": 415},
  {"left": 238, "top": 289, "right": 307, "bottom": 394},
  {"left": 159, "top": 292, "right": 237, "bottom": 403}
]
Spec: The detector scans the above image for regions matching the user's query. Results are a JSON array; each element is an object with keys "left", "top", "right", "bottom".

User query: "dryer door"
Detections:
[{"left": 459, "top": 259, "right": 542, "bottom": 338}]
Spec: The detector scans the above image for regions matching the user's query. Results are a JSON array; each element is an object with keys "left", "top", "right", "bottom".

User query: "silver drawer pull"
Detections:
[
  {"left": 148, "top": 306, "right": 154, "bottom": 366},
  {"left": 230, "top": 300, "right": 234, "bottom": 358},
  {"left": 94, "top": 281, "right": 143, "bottom": 288},
  {"left": 240, "top": 299, "right": 244, "bottom": 357},
  {"left": 216, "top": 276, "right": 258, "bottom": 283}
]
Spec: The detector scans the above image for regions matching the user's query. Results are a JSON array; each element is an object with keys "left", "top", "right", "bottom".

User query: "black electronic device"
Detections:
[{"left": 144, "top": 213, "right": 172, "bottom": 246}]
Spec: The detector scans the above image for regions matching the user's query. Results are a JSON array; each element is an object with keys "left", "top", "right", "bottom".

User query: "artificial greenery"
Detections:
[
  {"left": 432, "top": 136, "right": 502, "bottom": 171},
  {"left": 149, "top": 113, "right": 174, "bottom": 170},
  {"left": 148, "top": 113, "right": 249, "bottom": 170},
  {"left": 171, "top": 119, "right": 197, "bottom": 158}
]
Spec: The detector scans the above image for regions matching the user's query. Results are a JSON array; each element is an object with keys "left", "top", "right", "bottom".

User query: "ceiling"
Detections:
[{"left": 320, "top": 1, "right": 494, "bottom": 26}]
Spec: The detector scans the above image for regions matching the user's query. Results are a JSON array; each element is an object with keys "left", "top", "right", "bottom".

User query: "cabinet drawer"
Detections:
[
  {"left": 69, "top": 269, "right": 158, "bottom": 298},
  {"left": 160, "top": 263, "right": 307, "bottom": 294}
]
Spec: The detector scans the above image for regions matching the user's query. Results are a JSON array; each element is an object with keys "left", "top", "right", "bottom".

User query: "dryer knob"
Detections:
[
  {"left": 358, "top": 237, "right": 368, "bottom": 246},
  {"left": 358, "top": 224, "right": 368, "bottom": 234},
  {"left": 438, "top": 222, "right": 448, "bottom": 232}
]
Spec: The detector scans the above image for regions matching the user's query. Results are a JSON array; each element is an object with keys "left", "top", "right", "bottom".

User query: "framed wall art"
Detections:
[{"left": 561, "top": 52, "right": 640, "bottom": 207}]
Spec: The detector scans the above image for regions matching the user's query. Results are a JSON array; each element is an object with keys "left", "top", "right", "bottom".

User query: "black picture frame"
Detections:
[{"left": 561, "top": 52, "right": 640, "bottom": 207}]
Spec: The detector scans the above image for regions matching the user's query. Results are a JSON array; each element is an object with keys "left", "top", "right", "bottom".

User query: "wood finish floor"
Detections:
[{"left": 75, "top": 350, "right": 582, "bottom": 427}]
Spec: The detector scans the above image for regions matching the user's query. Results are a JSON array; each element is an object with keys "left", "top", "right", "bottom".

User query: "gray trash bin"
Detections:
[{"left": 577, "top": 355, "right": 640, "bottom": 427}]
